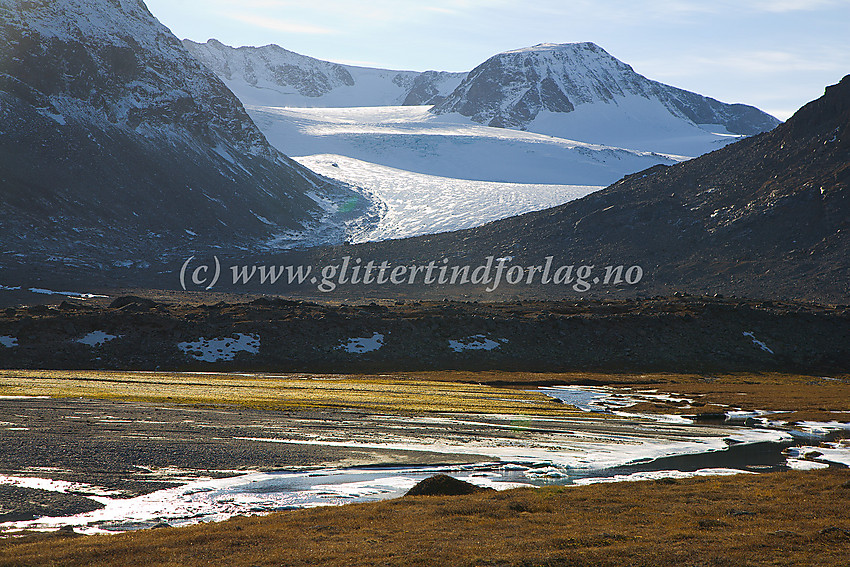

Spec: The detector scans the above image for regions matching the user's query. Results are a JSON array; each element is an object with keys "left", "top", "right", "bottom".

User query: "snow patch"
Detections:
[
  {"left": 448, "top": 335, "right": 505, "bottom": 353},
  {"left": 178, "top": 334, "right": 260, "bottom": 362},
  {"left": 28, "top": 288, "right": 108, "bottom": 299},
  {"left": 742, "top": 331, "right": 774, "bottom": 354},
  {"left": 792, "top": 421, "right": 850, "bottom": 436},
  {"left": 339, "top": 333, "right": 384, "bottom": 354},
  {"left": 76, "top": 331, "right": 120, "bottom": 347},
  {"left": 0, "top": 475, "right": 127, "bottom": 500},
  {"left": 785, "top": 458, "right": 830, "bottom": 471},
  {"left": 251, "top": 211, "right": 274, "bottom": 226},
  {"left": 784, "top": 441, "right": 850, "bottom": 468},
  {"left": 523, "top": 466, "right": 571, "bottom": 479},
  {"left": 572, "top": 468, "right": 755, "bottom": 485},
  {"left": 39, "top": 110, "right": 67, "bottom": 125}
]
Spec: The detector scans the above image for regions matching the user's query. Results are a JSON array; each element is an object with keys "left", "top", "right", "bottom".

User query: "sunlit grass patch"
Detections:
[
  {"left": 1, "top": 469, "right": 848, "bottom": 567},
  {"left": 0, "top": 370, "right": 581, "bottom": 416},
  {"left": 394, "top": 370, "right": 850, "bottom": 422}
]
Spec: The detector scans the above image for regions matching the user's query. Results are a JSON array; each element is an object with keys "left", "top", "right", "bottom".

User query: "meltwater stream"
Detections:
[{"left": 1, "top": 386, "right": 847, "bottom": 535}]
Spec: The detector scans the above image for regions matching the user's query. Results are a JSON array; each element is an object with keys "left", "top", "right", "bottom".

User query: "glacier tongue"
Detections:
[{"left": 293, "top": 154, "right": 601, "bottom": 243}]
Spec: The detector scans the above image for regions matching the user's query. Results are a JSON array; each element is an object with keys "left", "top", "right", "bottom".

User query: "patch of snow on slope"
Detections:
[
  {"left": 742, "top": 331, "right": 774, "bottom": 354},
  {"left": 76, "top": 331, "right": 120, "bottom": 347},
  {"left": 340, "top": 333, "right": 384, "bottom": 354},
  {"left": 178, "top": 334, "right": 261, "bottom": 362},
  {"left": 295, "top": 154, "right": 599, "bottom": 242},
  {"left": 448, "top": 335, "right": 505, "bottom": 352}
]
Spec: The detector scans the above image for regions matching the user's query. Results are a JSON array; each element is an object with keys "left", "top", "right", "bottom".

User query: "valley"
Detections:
[{"left": 0, "top": 1, "right": 846, "bottom": 565}]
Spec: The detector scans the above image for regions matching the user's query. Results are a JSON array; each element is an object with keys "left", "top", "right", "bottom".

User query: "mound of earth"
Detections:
[{"left": 405, "top": 475, "right": 493, "bottom": 497}]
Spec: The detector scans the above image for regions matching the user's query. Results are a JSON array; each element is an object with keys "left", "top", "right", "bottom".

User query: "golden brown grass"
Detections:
[
  {"left": 2, "top": 469, "right": 848, "bottom": 566},
  {"left": 391, "top": 371, "right": 850, "bottom": 423},
  {"left": 2, "top": 370, "right": 848, "bottom": 422},
  {"left": 0, "top": 370, "right": 580, "bottom": 417}
]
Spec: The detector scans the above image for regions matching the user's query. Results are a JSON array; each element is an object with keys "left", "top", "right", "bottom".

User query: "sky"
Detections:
[{"left": 143, "top": 0, "right": 850, "bottom": 120}]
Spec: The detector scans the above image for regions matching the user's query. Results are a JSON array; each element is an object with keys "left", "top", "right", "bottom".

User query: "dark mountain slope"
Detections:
[{"left": 0, "top": 0, "right": 369, "bottom": 270}]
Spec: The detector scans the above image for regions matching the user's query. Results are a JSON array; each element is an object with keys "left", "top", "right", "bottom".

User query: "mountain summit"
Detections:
[
  {"left": 0, "top": 0, "right": 369, "bottom": 268},
  {"left": 433, "top": 42, "right": 780, "bottom": 153}
]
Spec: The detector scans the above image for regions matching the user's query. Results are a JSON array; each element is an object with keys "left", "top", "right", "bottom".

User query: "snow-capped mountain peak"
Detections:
[{"left": 433, "top": 41, "right": 780, "bottom": 147}]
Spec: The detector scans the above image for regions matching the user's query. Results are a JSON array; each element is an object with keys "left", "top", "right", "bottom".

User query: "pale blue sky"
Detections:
[{"left": 144, "top": 0, "right": 850, "bottom": 120}]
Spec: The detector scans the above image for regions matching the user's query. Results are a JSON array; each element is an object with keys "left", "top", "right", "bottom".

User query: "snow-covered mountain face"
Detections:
[
  {"left": 183, "top": 39, "right": 466, "bottom": 108},
  {"left": 433, "top": 43, "right": 781, "bottom": 154},
  {"left": 0, "top": 0, "right": 371, "bottom": 268}
]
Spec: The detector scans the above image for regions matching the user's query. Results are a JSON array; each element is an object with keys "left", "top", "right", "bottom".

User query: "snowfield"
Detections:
[
  {"left": 526, "top": 96, "right": 745, "bottom": 157},
  {"left": 248, "top": 105, "right": 683, "bottom": 186}
]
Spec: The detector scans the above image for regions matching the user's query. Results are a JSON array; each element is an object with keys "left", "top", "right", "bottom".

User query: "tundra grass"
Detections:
[
  {"left": 0, "top": 370, "right": 579, "bottom": 416},
  {"left": 1, "top": 370, "right": 848, "bottom": 421},
  {"left": 394, "top": 370, "right": 850, "bottom": 422},
  {"left": 1, "top": 469, "right": 848, "bottom": 567}
]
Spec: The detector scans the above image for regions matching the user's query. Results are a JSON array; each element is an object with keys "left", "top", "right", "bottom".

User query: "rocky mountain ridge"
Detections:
[{"left": 183, "top": 39, "right": 466, "bottom": 108}]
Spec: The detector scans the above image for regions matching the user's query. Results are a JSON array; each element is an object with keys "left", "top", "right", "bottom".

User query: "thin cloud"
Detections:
[
  {"left": 215, "top": 0, "right": 507, "bottom": 26},
  {"left": 748, "top": 0, "right": 842, "bottom": 12},
  {"left": 221, "top": 12, "right": 337, "bottom": 35},
  {"left": 325, "top": 57, "right": 389, "bottom": 68},
  {"left": 695, "top": 51, "right": 845, "bottom": 74},
  {"left": 637, "top": 49, "right": 847, "bottom": 80}
]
